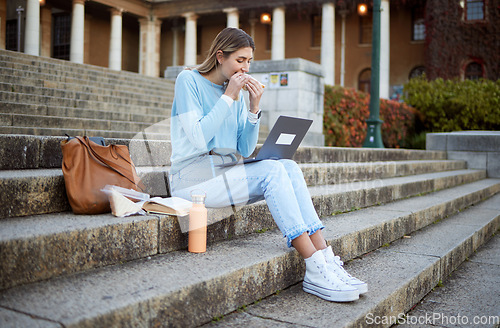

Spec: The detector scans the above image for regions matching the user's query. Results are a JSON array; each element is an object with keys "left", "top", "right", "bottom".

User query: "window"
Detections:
[
  {"left": 52, "top": 14, "right": 71, "bottom": 60},
  {"left": 6, "top": 20, "right": 19, "bottom": 51},
  {"left": 411, "top": 6, "right": 425, "bottom": 41},
  {"left": 465, "top": 0, "right": 485, "bottom": 21},
  {"left": 464, "top": 61, "right": 484, "bottom": 80},
  {"left": 359, "top": 13, "right": 372, "bottom": 44},
  {"left": 409, "top": 66, "right": 426, "bottom": 79},
  {"left": 358, "top": 68, "right": 371, "bottom": 93},
  {"left": 311, "top": 14, "right": 321, "bottom": 47},
  {"left": 197, "top": 26, "right": 202, "bottom": 56}
]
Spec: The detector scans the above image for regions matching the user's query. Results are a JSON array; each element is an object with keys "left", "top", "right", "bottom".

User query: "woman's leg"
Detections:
[
  {"left": 278, "top": 159, "right": 324, "bottom": 237},
  {"left": 291, "top": 232, "right": 317, "bottom": 258}
]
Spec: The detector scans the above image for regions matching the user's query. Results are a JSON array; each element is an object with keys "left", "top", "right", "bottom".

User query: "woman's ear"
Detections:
[{"left": 216, "top": 50, "right": 224, "bottom": 65}]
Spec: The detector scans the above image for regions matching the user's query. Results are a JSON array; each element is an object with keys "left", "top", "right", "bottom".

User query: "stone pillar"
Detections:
[
  {"left": 40, "top": 4, "right": 52, "bottom": 57},
  {"left": 380, "top": 0, "right": 390, "bottom": 99},
  {"left": 224, "top": 7, "right": 239, "bottom": 28},
  {"left": 321, "top": 2, "right": 335, "bottom": 86},
  {"left": 70, "top": 0, "right": 85, "bottom": 64},
  {"left": 0, "top": 0, "right": 6, "bottom": 49},
  {"left": 109, "top": 8, "right": 123, "bottom": 71},
  {"left": 339, "top": 10, "right": 347, "bottom": 87},
  {"left": 249, "top": 58, "right": 325, "bottom": 146},
  {"left": 139, "top": 17, "right": 162, "bottom": 77},
  {"left": 183, "top": 12, "right": 198, "bottom": 66},
  {"left": 24, "top": 0, "right": 40, "bottom": 55},
  {"left": 271, "top": 6, "right": 285, "bottom": 60},
  {"left": 172, "top": 26, "right": 180, "bottom": 67}
]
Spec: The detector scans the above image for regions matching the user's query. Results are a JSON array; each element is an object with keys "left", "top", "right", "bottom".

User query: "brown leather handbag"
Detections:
[{"left": 61, "top": 136, "right": 144, "bottom": 214}]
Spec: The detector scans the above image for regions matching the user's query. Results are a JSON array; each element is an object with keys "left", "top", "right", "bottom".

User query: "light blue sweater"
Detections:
[{"left": 170, "top": 69, "right": 260, "bottom": 173}]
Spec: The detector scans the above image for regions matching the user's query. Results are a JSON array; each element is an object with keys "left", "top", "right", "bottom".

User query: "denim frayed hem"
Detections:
[
  {"left": 308, "top": 223, "right": 325, "bottom": 237},
  {"left": 286, "top": 222, "right": 325, "bottom": 248}
]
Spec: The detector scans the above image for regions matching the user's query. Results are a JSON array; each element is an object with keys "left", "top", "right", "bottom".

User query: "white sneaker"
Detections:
[
  {"left": 303, "top": 250, "right": 359, "bottom": 302},
  {"left": 322, "top": 246, "right": 368, "bottom": 294}
]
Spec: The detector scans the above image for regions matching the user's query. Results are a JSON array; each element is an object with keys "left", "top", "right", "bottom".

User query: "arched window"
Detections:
[
  {"left": 358, "top": 68, "right": 371, "bottom": 93},
  {"left": 409, "top": 66, "right": 426, "bottom": 79},
  {"left": 464, "top": 61, "right": 484, "bottom": 80}
]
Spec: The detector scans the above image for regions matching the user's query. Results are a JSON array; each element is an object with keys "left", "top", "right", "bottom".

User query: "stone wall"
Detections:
[{"left": 427, "top": 131, "right": 500, "bottom": 178}]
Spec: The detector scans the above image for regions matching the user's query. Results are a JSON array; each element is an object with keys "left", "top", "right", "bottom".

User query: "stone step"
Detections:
[
  {"left": 0, "top": 182, "right": 498, "bottom": 327},
  {"left": 0, "top": 126, "right": 170, "bottom": 141},
  {"left": 0, "top": 50, "right": 173, "bottom": 91},
  {"left": 0, "top": 71, "right": 174, "bottom": 102},
  {"left": 0, "top": 91, "right": 169, "bottom": 117},
  {"left": 0, "top": 135, "right": 447, "bottom": 170},
  {"left": 0, "top": 160, "right": 468, "bottom": 219},
  {"left": 0, "top": 113, "right": 170, "bottom": 135},
  {"left": 397, "top": 233, "right": 500, "bottom": 328},
  {"left": 0, "top": 171, "right": 496, "bottom": 290},
  {"left": 0, "top": 85, "right": 171, "bottom": 111},
  {"left": 0, "top": 101, "right": 168, "bottom": 124},
  {"left": 205, "top": 193, "right": 500, "bottom": 328},
  {"left": 0, "top": 65, "right": 175, "bottom": 95}
]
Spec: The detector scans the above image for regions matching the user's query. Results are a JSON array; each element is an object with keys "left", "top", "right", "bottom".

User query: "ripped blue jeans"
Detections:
[{"left": 169, "top": 154, "right": 324, "bottom": 247}]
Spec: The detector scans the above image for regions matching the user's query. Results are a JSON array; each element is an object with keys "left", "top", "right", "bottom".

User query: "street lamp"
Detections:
[{"left": 362, "top": 0, "right": 384, "bottom": 148}]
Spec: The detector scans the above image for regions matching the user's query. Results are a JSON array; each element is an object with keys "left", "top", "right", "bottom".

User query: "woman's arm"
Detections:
[{"left": 173, "top": 71, "right": 232, "bottom": 151}]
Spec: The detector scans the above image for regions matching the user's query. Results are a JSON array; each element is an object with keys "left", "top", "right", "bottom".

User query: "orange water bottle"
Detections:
[{"left": 188, "top": 190, "right": 207, "bottom": 253}]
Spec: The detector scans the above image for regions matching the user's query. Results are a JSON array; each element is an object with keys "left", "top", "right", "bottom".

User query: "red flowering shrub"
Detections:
[{"left": 323, "top": 85, "right": 423, "bottom": 148}]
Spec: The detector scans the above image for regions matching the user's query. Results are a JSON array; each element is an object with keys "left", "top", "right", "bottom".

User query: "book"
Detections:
[
  {"left": 103, "top": 185, "right": 192, "bottom": 217},
  {"left": 142, "top": 197, "right": 192, "bottom": 216}
]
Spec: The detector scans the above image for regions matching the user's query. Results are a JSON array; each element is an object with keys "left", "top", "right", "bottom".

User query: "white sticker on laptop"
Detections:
[{"left": 276, "top": 133, "right": 296, "bottom": 145}]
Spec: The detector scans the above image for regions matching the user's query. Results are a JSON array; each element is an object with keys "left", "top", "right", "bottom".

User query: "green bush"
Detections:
[
  {"left": 403, "top": 77, "right": 500, "bottom": 132},
  {"left": 323, "top": 85, "right": 423, "bottom": 148}
]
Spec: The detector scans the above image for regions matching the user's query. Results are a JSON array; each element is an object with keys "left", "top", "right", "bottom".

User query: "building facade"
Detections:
[{"left": 1, "top": 0, "right": 497, "bottom": 99}]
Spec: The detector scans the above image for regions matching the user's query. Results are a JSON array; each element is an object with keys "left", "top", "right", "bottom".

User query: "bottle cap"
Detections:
[{"left": 190, "top": 189, "right": 206, "bottom": 204}]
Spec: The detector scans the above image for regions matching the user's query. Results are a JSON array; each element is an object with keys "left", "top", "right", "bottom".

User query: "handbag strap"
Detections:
[{"left": 75, "top": 136, "right": 143, "bottom": 190}]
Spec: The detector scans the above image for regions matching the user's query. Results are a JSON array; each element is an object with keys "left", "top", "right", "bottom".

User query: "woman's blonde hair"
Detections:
[{"left": 196, "top": 28, "right": 255, "bottom": 74}]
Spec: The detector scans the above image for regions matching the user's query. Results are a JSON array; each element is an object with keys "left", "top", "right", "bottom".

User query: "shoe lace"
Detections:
[
  {"left": 317, "top": 263, "right": 345, "bottom": 288},
  {"left": 329, "top": 256, "right": 354, "bottom": 281}
]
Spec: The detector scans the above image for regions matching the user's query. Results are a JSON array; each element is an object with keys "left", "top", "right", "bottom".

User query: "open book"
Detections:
[
  {"left": 102, "top": 185, "right": 192, "bottom": 217},
  {"left": 142, "top": 197, "right": 192, "bottom": 216}
]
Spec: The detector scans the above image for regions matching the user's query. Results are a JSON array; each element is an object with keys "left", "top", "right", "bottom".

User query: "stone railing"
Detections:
[{"left": 427, "top": 131, "right": 500, "bottom": 178}]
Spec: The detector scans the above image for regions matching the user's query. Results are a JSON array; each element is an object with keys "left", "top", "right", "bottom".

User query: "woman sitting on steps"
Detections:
[{"left": 169, "top": 27, "right": 367, "bottom": 302}]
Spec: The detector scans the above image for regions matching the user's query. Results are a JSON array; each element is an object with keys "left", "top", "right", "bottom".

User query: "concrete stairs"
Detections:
[
  {"left": 1, "top": 133, "right": 499, "bottom": 327},
  {"left": 1, "top": 51, "right": 498, "bottom": 327},
  {"left": 0, "top": 49, "right": 174, "bottom": 139}
]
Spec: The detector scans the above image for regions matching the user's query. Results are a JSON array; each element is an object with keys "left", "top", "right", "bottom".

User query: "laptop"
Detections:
[{"left": 217, "top": 115, "right": 313, "bottom": 167}]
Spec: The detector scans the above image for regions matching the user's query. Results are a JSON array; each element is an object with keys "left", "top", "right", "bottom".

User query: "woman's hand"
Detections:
[
  {"left": 245, "top": 76, "right": 264, "bottom": 113},
  {"left": 225, "top": 73, "right": 249, "bottom": 101}
]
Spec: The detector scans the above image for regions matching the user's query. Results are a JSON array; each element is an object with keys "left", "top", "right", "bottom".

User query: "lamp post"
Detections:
[{"left": 362, "top": 0, "right": 384, "bottom": 148}]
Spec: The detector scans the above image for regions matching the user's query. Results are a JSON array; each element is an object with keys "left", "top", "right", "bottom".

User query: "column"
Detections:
[
  {"left": 0, "top": 0, "right": 7, "bottom": 49},
  {"left": 224, "top": 7, "right": 239, "bottom": 28},
  {"left": 109, "top": 8, "right": 123, "bottom": 71},
  {"left": 172, "top": 26, "right": 180, "bottom": 66},
  {"left": 139, "top": 17, "right": 162, "bottom": 77},
  {"left": 271, "top": 6, "right": 285, "bottom": 60},
  {"left": 380, "top": 0, "right": 390, "bottom": 99},
  {"left": 321, "top": 2, "right": 335, "bottom": 86},
  {"left": 24, "top": 0, "right": 40, "bottom": 55},
  {"left": 70, "top": 0, "right": 85, "bottom": 64},
  {"left": 183, "top": 12, "right": 198, "bottom": 66},
  {"left": 339, "top": 9, "right": 348, "bottom": 87}
]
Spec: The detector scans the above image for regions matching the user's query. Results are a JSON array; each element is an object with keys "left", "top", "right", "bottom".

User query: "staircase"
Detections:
[
  {"left": 0, "top": 49, "right": 173, "bottom": 139},
  {"left": 0, "top": 51, "right": 499, "bottom": 328}
]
